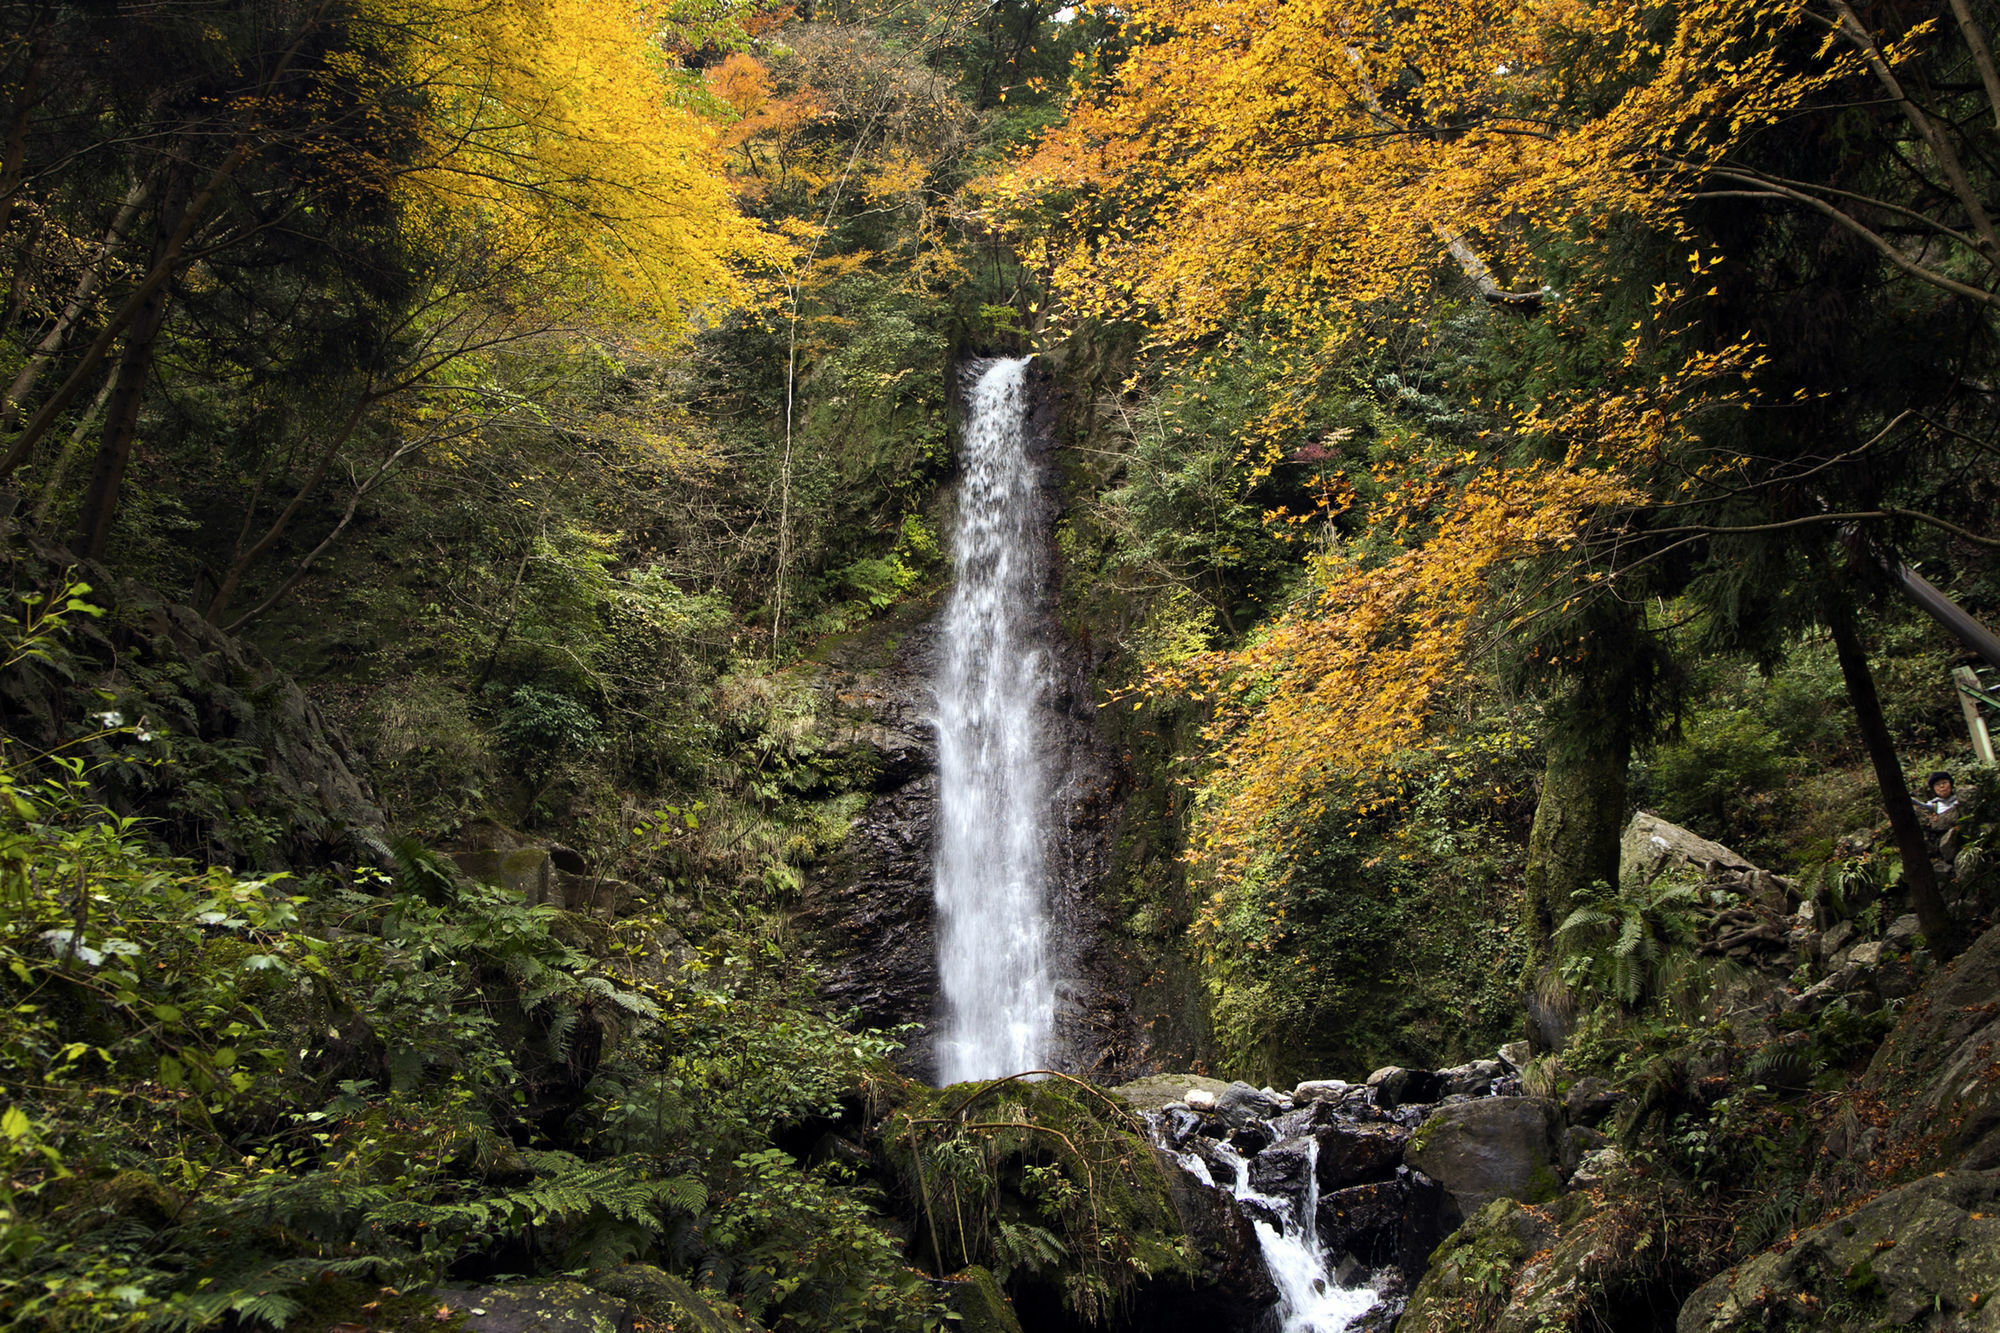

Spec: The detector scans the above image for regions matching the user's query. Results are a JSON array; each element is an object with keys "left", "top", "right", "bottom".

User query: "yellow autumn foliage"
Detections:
[
  {"left": 1010, "top": 0, "right": 1839, "bottom": 881},
  {"left": 366, "top": 0, "right": 782, "bottom": 329}
]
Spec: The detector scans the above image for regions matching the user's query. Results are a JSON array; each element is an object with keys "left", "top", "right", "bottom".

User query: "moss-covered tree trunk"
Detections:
[{"left": 1522, "top": 727, "right": 1630, "bottom": 1051}]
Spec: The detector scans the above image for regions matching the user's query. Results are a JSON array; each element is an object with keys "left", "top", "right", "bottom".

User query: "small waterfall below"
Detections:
[
  {"left": 932, "top": 356, "right": 1053, "bottom": 1085},
  {"left": 1171, "top": 1132, "right": 1383, "bottom": 1332}
]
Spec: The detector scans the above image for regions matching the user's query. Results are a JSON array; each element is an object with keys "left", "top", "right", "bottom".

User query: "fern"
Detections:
[
  {"left": 1556, "top": 878, "right": 1701, "bottom": 1007},
  {"left": 993, "top": 1219, "right": 1067, "bottom": 1282}
]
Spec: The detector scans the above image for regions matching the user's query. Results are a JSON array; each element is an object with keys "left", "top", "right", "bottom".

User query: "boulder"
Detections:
[
  {"left": 1562, "top": 1076, "right": 1621, "bottom": 1126},
  {"left": 1185, "top": 1088, "right": 1218, "bottom": 1112},
  {"left": 1498, "top": 1041, "right": 1531, "bottom": 1072},
  {"left": 1558, "top": 1125, "right": 1608, "bottom": 1178},
  {"left": 1293, "top": 1078, "right": 1354, "bottom": 1104},
  {"left": 1216, "top": 1080, "right": 1283, "bottom": 1129},
  {"left": 1110, "top": 1074, "right": 1232, "bottom": 1113},
  {"left": 1440, "top": 1060, "right": 1503, "bottom": 1097},
  {"left": 1396, "top": 1198, "right": 1556, "bottom": 1333},
  {"left": 1316, "top": 1121, "right": 1410, "bottom": 1190},
  {"left": 587, "top": 1267, "right": 756, "bottom": 1333},
  {"left": 1621, "top": 811, "right": 1758, "bottom": 887},
  {"left": 1676, "top": 1169, "right": 2000, "bottom": 1332},
  {"left": 1368, "top": 1066, "right": 1445, "bottom": 1108},
  {"left": 1864, "top": 923, "right": 2000, "bottom": 1171},
  {"left": 941, "top": 1267, "right": 1023, "bottom": 1333},
  {"left": 1247, "top": 1136, "right": 1315, "bottom": 1213},
  {"left": 1315, "top": 1180, "right": 1406, "bottom": 1269},
  {"left": 432, "top": 1283, "right": 634, "bottom": 1333},
  {"left": 1405, "top": 1098, "right": 1564, "bottom": 1225}
]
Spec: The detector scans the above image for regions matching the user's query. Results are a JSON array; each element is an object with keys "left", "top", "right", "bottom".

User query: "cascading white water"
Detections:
[
  {"left": 933, "top": 356, "right": 1054, "bottom": 1085},
  {"left": 1171, "top": 1137, "right": 1380, "bottom": 1332}
]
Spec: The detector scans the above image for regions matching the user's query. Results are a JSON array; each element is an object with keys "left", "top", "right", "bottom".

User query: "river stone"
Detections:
[
  {"left": 1368, "top": 1066, "right": 1445, "bottom": 1108},
  {"left": 1247, "top": 1135, "right": 1315, "bottom": 1208},
  {"left": 1217, "top": 1080, "right": 1283, "bottom": 1128},
  {"left": 1316, "top": 1179, "right": 1406, "bottom": 1268},
  {"left": 1111, "top": 1074, "right": 1231, "bottom": 1112},
  {"left": 1157, "top": 1103, "right": 1204, "bottom": 1148},
  {"left": 1405, "top": 1097, "right": 1563, "bottom": 1225},
  {"left": 1293, "top": 1078, "right": 1353, "bottom": 1104},
  {"left": 1185, "top": 1087, "right": 1218, "bottom": 1112},
  {"left": 1498, "top": 1041, "right": 1531, "bottom": 1072},
  {"left": 432, "top": 1283, "right": 633, "bottom": 1333},
  {"left": 1316, "top": 1121, "right": 1409, "bottom": 1190},
  {"left": 1675, "top": 1169, "right": 2000, "bottom": 1332},
  {"left": 1229, "top": 1123, "right": 1274, "bottom": 1156},
  {"left": 1440, "top": 1060, "right": 1502, "bottom": 1097}
]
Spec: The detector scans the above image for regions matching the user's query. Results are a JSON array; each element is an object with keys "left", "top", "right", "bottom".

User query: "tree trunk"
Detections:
[
  {"left": 71, "top": 273, "right": 169, "bottom": 559},
  {"left": 1825, "top": 591, "right": 1961, "bottom": 957},
  {"left": 1523, "top": 726, "right": 1630, "bottom": 1050}
]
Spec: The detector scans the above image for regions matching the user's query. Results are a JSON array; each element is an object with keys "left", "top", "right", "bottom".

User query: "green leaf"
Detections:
[{"left": 1, "top": 1106, "right": 30, "bottom": 1140}]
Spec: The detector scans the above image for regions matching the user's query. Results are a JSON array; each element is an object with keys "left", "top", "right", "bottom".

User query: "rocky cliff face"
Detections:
[{"left": 802, "top": 362, "right": 1156, "bottom": 1085}]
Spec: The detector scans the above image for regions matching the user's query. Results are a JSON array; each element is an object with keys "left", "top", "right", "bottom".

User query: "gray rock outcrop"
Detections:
[
  {"left": 1404, "top": 1098, "right": 1564, "bottom": 1225},
  {"left": 1677, "top": 1170, "right": 2000, "bottom": 1332}
]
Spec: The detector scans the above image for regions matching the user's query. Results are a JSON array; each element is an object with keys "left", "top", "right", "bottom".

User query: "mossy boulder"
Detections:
[
  {"left": 1110, "top": 1073, "right": 1232, "bottom": 1112},
  {"left": 941, "top": 1266, "right": 1024, "bottom": 1333},
  {"left": 587, "top": 1265, "right": 761, "bottom": 1332},
  {"left": 1405, "top": 1098, "right": 1564, "bottom": 1226},
  {"left": 1404, "top": 1189, "right": 1697, "bottom": 1333},
  {"left": 1864, "top": 922, "right": 2000, "bottom": 1171},
  {"left": 1397, "top": 1198, "right": 1556, "bottom": 1332},
  {"left": 1677, "top": 1169, "right": 2000, "bottom": 1331},
  {"left": 876, "top": 1076, "right": 1198, "bottom": 1324},
  {"left": 431, "top": 1282, "right": 633, "bottom": 1333}
]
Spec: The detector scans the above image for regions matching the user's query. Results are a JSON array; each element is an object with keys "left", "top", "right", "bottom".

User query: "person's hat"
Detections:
[{"left": 1927, "top": 770, "right": 1954, "bottom": 787}]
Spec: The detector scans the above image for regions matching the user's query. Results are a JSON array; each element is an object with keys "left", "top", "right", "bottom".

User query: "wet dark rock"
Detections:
[
  {"left": 1316, "top": 1121, "right": 1409, "bottom": 1190},
  {"left": 1268, "top": 1101, "right": 1338, "bottom": 1140},
  {"left": 1316, "top": 1180, "right": 1406, "bottom": 1268},
  {"left": 1229, "top": 1123, "right": 1274, "bottom": 1156},
  {"left": 1247, "top": 1135, "right": 1314, "bottom": 1205},
  {"left": 1368, "top": 1066, "right": 1445, "bottom": 1108},
  {"left": 1158, "top": 1103, "right": 1205, "bottom": 1148},
  {"left": 1398, "top": 1167, "right": 1451, "bottom": 1274},
  {"left": 801, "top": 366, "right": 1167, "bottom": 1083},
  {"left": 1218, "top": 1081, "right": 1284, "bottom": 1129}
]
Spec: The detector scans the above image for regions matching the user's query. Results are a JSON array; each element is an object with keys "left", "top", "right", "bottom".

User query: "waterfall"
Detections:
[{"left": 932, "top": 356, "right": 1053, "bottom": 1085}]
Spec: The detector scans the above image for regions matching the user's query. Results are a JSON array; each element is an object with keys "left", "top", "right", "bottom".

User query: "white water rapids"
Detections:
[
  {"left": 1174, "top": 1137, "right": 1382, "bottom": 1332},
  {"left": 933, "top": 356, "right": 1053, "bottom": 1085}
]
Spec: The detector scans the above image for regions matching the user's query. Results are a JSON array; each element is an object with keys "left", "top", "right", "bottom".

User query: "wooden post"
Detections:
[{"left": 1953, "top": 666, "right": 1997, "bottom": 764}]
